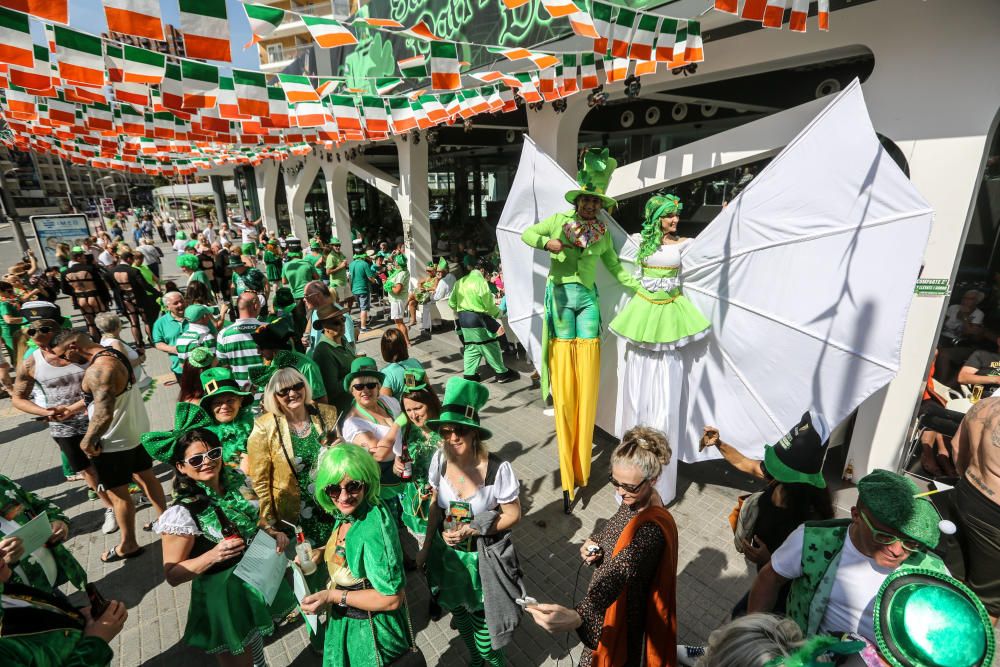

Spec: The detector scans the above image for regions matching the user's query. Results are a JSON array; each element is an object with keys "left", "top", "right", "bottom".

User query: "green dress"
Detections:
[
  {"left": 0, "top": 299, "right": 19, "bottom": 357},
  {"left": 263, "top": 250, "right": 282, "bottom": 282},
  {"left": 322, "top": 502, "right": 410, "bottom": 666},
  {"left": 290, "top": 427, "right": 335, "bottom": 549},
  {"left": 206, "top": 407, "right": 255, "bottom": 466},
  {"left": 0, "top": 473, "right": 87, "bottom": 594},
  {"left": 399, "top": 427, "right": 440, "bottom": 537},
  {"left": 157, "top": 468, "right": 297, "bottom": 656}
]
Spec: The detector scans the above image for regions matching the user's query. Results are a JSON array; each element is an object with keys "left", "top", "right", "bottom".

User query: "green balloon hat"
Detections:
[{"left": 564, "top": 147, "right": 618, "bottom": 210}]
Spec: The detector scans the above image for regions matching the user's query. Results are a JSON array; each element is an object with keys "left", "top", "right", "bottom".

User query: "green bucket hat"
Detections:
[
  {"left": 762, "top": 411, "right": 829, "bottom": 489},
  {"left": 857, "top": 470, "right": 942, "bottom": 550},
  {"left": 184, "top": 304, "right": 213, "bottom": 322},
  {"left": 564, "top": 147, "right": 617, "bottom": 210},
  {"left": 187, "top": 346, "right": 215, "bottom": 369},
  {"left": 199, "top": 367, "right": 250, "bottom": 409},
  {"left": 874, "top": 568, "right": 995, "bottom": 667},
  {"left": 426, "top": 376, "right": 492, "bottom": 439},
  {"left": 342, "top": 356, "right": 385, "bottom": 393},
  {"left": 177, "top": 254, "right": 199, "bottom": 270},
  {"left": 309, "top": 240, "right": 321, "bottom": 250},
  {"left": 402, "top": 367, "right": 428, "bottom": 393},
  {"left": 329, "top": 236, "right": 340, "bottom": 245},
  {"left": 140, "top": 403, "right": 212, "bottom": 463}
]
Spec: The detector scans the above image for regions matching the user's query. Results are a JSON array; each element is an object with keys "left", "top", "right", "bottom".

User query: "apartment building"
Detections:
[{"left": 255, "top": 0, "right": 354, "bottom": 74}]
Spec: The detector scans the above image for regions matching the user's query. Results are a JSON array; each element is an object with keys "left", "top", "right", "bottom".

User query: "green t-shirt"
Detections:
[
  {"left": 348, "top": 258, "right": 374, "bottom": 295},
  {"left": 385, "top": 270, "right": 409, "bottom": 302},
  {"left": 187, "top": 271, "right": 211, "bottom": 291},
  {"left": 326, "top": 250, "right": 348, "bottom": 286},
  {"left": 152, "top": 313, "right": 187, "bottom": 374},
  {"left": 0, "top": 301, "right": 20, "bottom": 346},
  {"left": 381, "top": 358, "right": 424, "bottom": 397},
  {"left": 281, "top": 259, "right": 320, "bottom": 299}
]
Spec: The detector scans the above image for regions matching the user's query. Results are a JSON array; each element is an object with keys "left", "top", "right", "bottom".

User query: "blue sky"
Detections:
[{"left": 34, "top": 0, "right": 260, "bottom": 70}]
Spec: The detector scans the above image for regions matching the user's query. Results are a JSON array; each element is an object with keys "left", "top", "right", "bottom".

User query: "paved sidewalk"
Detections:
[{"left": 0, "top": 268, "right": 762, "bottom": 666}]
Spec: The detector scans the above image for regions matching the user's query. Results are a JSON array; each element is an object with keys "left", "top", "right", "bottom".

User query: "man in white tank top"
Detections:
[{"left": 51, "top": 331, "right": 166, "bottom": 563}]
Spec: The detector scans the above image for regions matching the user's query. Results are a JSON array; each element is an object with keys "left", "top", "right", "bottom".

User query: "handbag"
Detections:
[
  {"left": 730, "top": 490, "right": 762, "bottom": 554},
  {"left": 369, "top": 594, "right": 426, "bottom": 667}
]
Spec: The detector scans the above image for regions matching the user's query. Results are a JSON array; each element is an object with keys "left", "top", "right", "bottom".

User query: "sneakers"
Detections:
[
  {"left": 677, "top": 645, "right": 706, "bottom": 666},
  {"left": 102, "top": 508, "right": 119, "bottom": 535},
  {"left": 495, "top": 369, "right": 519, "bottom": 384}
]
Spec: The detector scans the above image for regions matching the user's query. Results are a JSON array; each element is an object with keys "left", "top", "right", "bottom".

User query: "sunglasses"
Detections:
[
  {"left": 860, "top": 510, "right": 922, "bottom": 552},
  {"left": 324, "top": 480, "right": 365, "bottom": 499},
  {"left": 609, "top": 474, "right": 648, "bottom": 495},
  {"left": 352, "top": 382, "right": 379, "bottom": 391},
  {"left": 275, "top": 381, "right": 305, "bottom": 398},
  {"left": 439, "top": 424, "right": 472, "bottom": 438},
  {"left": 27, "top": 326, "right": 54, "bottom": 337},
  {"left": 183, "top": 447, "right": 223, "bottom": 468}
]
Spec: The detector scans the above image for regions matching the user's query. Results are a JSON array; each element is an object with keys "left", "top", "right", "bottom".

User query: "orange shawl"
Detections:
[{"left": 591, "top": 506, "right": 678, "bottom": 667}]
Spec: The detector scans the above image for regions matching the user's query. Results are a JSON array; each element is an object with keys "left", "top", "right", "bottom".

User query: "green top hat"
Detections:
[
  {"left": 184, "top": 304, "right": 213, "bottom": 322},
  {"left": 272, "top": 287, "right": 294, "bottom": 310},
  {"left": 857, "top": 469, "right": 941, "bottom": 550},
  {"left": 762, "top": 411, "right": 829, "bottom": 488},
  {"left": 187, "top": 346, "right": 215, "bottom": 368},
  {"left": 177, "top": 254, "right": 200, "bottom": 270},
  {"left": 426, "top": 376, "right": 492, "bottom": 439},
  {"left": 140, "top": 403, "right": 212, "bottom": 463},
  {"left": 402, "top": 367, "right": 428, "bottom": 393},
  {"left": 227, "top": 255, "right": 247, "bottom": 269},
  {"left": 874, "top": 568, "right": 995, "bottom": 667},
  {"left": 199, "top": 367, "right": 250, "bottom": 409},
  {"left": 309, "top": 240, "right": 321, "bottom": 250},
  {"left": 564, "top": 148, "right": 618, "bottom": 210},
  {"left": 342, "top": 356, "right": 385, "bottom": 392},
  {"left": 250, "top": 320, "right": 292, "bottom": 350}
]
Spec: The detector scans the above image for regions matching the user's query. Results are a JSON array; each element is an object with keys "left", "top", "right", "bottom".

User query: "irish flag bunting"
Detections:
[
  {"left": 605, "top": 57, "right": 629, "bottom": 83},
  {"left": 429, "top": 41, "right": 461, "bottom": 91},
  {"left": 218, "top": 77, "right": 250, "bottom": 120},
  {"left": 85, "top": 103, "right": 113, "bottom": 132},
  {"left": 818, "top": 0, "right": 829, "bottom": 30},
  {"left": 763, "top": 0, "right": 787, "bottom": 28},
  {"left": 502, "top": 0, "right": 530, "bottom": 8},
  {"left": 486, "top": 86, "right": 505, "bottom": 113},
  {"left": 418, "top": 95, "right": 447, "bottom": 123},
  {"left": 741, "top": 0, "right": 767, "bottom": 21},
  {"left": 294, "top": 101, "right": 331, "bottom": 128},
  {"left": 655, "top": 19, "right": 678, "bottom": 62},
  {"left": 634, "top": 60, "right": 658, "bottom": 77},
  {"left": 568, "top": 12, "right": 600, "bottom": 39},
  {"left": 315, "top": 78, "right": 340, "bottom": 98},
  {"left": 0, "top": 8, "right": 34, "bottom": 68},
  {"left": 122, "top": 45, "right": 165, "bottom": 85},
  {"left": 233, "top": 69, "right": 268, "bottom": 117},
  {"left": 104, "top": 43, "right": 124, "bottom": 82},
  {"left": 159, "top": 63, "right": 185, "bottom": 110},
  {"left": 118, "top": 104, "right": 146, "bottom": 135},
  {"left": 685, "top": 21, "right": 704, "bottom": 62},
  {"left": 355, "top": 17, "right": 403, "bottom": 29},
  {"left": 388, "top": 97, "right": 416, "bottom": 133},
  {"left": 714, "top": 0, "right": 738, "bottom": 13},
  {"left": 4, "top": 87, "right": 36, "bottom": 120},
  {"left": 9, "top": 45, "right": 49, "bottom": 90},
  {"left": 179, "top": 0, "right": 231, "bottom": 62},
  {"left": 672, "top": 24, "right": 688, "bottom": 64},
  {"left": 610, "top": 9, "right": 637, "bottom": 58},
  {"left": 360, "top": 96, "right": 389, "bottom": 134},
  {"left": 278, "top": 74, "right": 319, "bottom": 103},
  {"left": 591, "top": 1, "right": 613, "bottom": 54},
  {"left": 48, "top": 94, "right": 75, "bottom": 125},
  {"left": 561, "top": 54, "right": 578, "bottom": 94},
  {"left": 54, "top": 26, "right": 104, "bottom": 87},
  {"left": 103, "top": 0, "right": 164, "bottom": 40},
  {"left": 398, "top": 21, "right": 442, "bottom": 41},
  {"left": 242, "top": 3, "right": 284, "bottom": 46},
  {"left": 628, "top": 13, "right": 659, "bottom": 61},
  {"left": 789, "top": 0, "right": 809, "bottom": 31},
  {"left": 302, "top": 15, "right": 357, "bottom": 48},
  {"left": 263, "top": 86, "right": 289, "bottom": 127},
  {"left": 113, "top": 81, "right": 150, "bottom": 107},
  {"left": 398, "top": 55, "right": 427, "bottom": 79},
  {"left": 181, "top": 60, "right": 219, "bottom": 109},
  {"left": 0, "top": 0, "right": 66, "bottom": 23},
  {"left": 375, "top": 78, "right": 402, "bottom": 95},
  {"left": 330, "top": 95, "right": 361, "bottom": 131},
  {"left": 541, "top": 0, "right": 580, "bottom": 18},
  {"left": 530, "top": 53, "right": 560, "bottom": 70},
  {"left": 580, "top": 53, "right": 598, "bottom": 89},
  {"left": 514, "top": 73, "right": 541, "bottom": 103}
]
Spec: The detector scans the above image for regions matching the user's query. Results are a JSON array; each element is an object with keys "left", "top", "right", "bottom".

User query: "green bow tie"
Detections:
[{"left": 141, "top": 403, "right": 213, "bottom": 463}]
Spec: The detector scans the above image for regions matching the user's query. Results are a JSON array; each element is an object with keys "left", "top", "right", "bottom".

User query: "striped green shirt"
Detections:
[
  {"left": 216, "top": 318, "right": 265, "bottom": 388},
  {"left": 175, "top": 324, "right": 216, "bottom": 363}
]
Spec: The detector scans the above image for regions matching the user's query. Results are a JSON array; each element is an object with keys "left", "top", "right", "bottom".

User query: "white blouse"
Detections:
[
  {"left": 631, "top": 234, "right": 691, "bottom": 293},
  {"left": 153, "top": 504, "right": 209, "bottom": 538},
  {"left": 427, "top": 450, "right": 520, "bottom": 517},
  {"left": 341, "top": 396, "right": 404, "bottom": 456}
]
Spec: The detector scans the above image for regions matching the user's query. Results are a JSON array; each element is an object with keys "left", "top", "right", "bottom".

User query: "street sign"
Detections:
[
  {"left": 99, "top": 197, "right": 115, "bottom": 214},
  {"left": 914, "top": 278, "right": 950, "bottom": 296},
  {"left": 29, "top": 214, "right": 91, "bottom": 268}
]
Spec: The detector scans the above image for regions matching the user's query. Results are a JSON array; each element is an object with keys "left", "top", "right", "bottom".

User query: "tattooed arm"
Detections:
[
  {"left": 79, "top": 359, "right": 125, "bottom": 457},
  {"left": 9, "top": 355, "right": 51, "bottom": 418}
]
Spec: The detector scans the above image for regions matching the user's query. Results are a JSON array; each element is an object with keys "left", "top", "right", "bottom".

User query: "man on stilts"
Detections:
[{"left": 521, "top": 149, "right": 638, "bottom": 513}]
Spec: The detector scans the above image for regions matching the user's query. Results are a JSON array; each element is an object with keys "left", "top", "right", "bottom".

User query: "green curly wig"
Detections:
[{"left": 637, "top": 194, "right": 683, "bottom": 263}]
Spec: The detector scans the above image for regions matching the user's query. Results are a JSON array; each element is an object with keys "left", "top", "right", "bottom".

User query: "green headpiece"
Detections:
[
  {"left": 762, "top": 411, "right": 829, "bottom": 489},
  {"left": 874, "top": 568, "right": 995, "bottom": 667},
  {"left": 437, "top": 257, "right": 448, "bottom": 271},
  {"left": 184, "top": 304, "right": 213, "bottom": 322},
  {"left": 342, "top": 356, "right": 385, "bottom": 392},
  {"left": 857, "top": 470, "right": 941, "bottom": 550},
  {"left": 763, "top": 636, "right": 864, "bottom": 667},
  {"left": 426, "top": 376, "right": 492, "bottom": 439},
  {"left": 637, "top": 194, "right": 684, "bottom": 262},
  {"left": 140, "top": 403, "right": 213, "bottom": 463},
  {"left": 176, "top": 231, "right": 187, "bottom": 240},
  {"left": 177, "top": 254, "right": 200, "bottom": 270},
  {"left": 395, "top": 254, "right": 407, "bottom": 269},
  {"left": 309, "top": 240, "right": 321, "bottom": 250},
  {"left": 314, "top": 443, "right": 382, "bottom": 515},
  {"left": 564, "top": 147, "right": 617, "bottom": 210},
  {"left": 71, "top": 246, "right": 84, "bottom": 254},
  {"left": 401, "top": 367, "right": 428, "bottom": 393},
  {"left": 199, "top": 367, "right": 250, "bottom": 409},
  {"left": 329, "top": 236, "right": 340, "bottom": 245},
  {"left": 249, "top": 320, "right": 292, "bottom": 352},
  {"left": 187, "top": 346, "right": 215, "bottom": 369},
  {"left": 247, "top": 349, "right": 304, "bottom": 391}
]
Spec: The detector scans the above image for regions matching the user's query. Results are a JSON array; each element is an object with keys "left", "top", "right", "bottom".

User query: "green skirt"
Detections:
[
  {"left": 323, "top": 605, "right": 409, "bottom": 666},
  {"left": 426, "top": 533, "right": 483, "bottom": 613},
  {"left": 183, "top": 563, "right": 297, "bottom": 655},
  {"left": 399, "top": 481, "right": 431, "bottom": 537},
  {"left": 609, "top": 287, "right": 710, "bottom": 350}
]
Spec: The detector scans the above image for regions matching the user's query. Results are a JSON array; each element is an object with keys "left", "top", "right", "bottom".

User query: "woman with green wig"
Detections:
[
  {"left": 300, "top": 443, "right": 415, "bottom": 667},
  {"left": 608, "top": 193, "right": 711, "bottom": 503}
]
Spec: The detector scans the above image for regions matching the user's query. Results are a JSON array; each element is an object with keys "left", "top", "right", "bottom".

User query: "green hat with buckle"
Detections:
[
  {"left": 426, "top": 376, "right": 492, "bottom": 439},
  {"left": 874, "top": 568, "right": 995, "bottom": 667},
  {"left": 564, "top": 147, "right": 618, "bottom": 210},
  {"left": 402, "top": 367, "right": 428, "bottom": 393},
  {"left": 342, "top": 356, "right": 385, "bottom": 392},
  {"left": 199, "top": 367, "right": 250, "bottom": 409},
  {"left": 857, "top": 469, "right": 942, "bottom": 550}
]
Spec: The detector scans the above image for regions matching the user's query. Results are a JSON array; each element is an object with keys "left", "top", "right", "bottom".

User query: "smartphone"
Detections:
[
  {"left": 85, "top": 583, "right": 110, "bottom": 618},
  {"left": 515, "top": 596, "right": 538, "bottom": 607}
]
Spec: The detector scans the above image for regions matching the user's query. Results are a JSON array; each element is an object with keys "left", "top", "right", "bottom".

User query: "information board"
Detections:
[{"left": 29, "top": 214, "right": 91, "bottom": 268}]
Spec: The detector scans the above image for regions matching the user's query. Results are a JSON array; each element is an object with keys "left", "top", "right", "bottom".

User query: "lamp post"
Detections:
[
  {"left": 99, "top": 173, "right": 134, "bottom": 210},
  {"left": 1, "top": 168, "right": 31, "bottom": 254}
]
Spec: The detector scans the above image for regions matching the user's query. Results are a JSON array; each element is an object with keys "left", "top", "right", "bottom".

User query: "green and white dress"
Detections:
[
  {"left": 153, "top": 468, "right": 296, "bottom": 656},
  {"left": 399, "top": 426, "right": 441, "bottom": 538},
  {"left": 322, "top": 502, "right": 410, "bottom": 666},
  {"left": 608, "top": 237, "right": 710, "bottom": 504}
]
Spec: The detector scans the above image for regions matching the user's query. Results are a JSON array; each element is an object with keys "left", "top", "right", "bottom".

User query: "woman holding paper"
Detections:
[
  {"left": 143, "top": 406, "right": 296, "bottom": 666},
  {"left": 300, "top": 443, "right": 417, "bottom": 666}
]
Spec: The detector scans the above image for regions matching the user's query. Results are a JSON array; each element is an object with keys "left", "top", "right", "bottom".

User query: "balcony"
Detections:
[{"left": 260, "top": 43, "right": 315, "bottom": 73}]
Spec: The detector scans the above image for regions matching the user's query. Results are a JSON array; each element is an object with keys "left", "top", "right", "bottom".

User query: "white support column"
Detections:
[
  {"left": 323, "top": 162, "right": 353, "bottom": 244},
  {"left": 286, "top": 155, "right": 321, "bottom": 240},
  {"left": 525, "top": 93, "right": 591, "bottom": 173},
  {"left": 393, "top": 136, "right": 431, "bottom": 288},
  {"left": 255, "top": 160, "right": 279, "bottom": 235}
]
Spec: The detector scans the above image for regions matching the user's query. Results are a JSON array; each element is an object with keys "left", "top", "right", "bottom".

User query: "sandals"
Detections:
[
  {"left": 142, "top": 521, "right": 155, "bottom": 532},
  {"left": 102, "top": 546, "right": 144, "bottom": 563}
]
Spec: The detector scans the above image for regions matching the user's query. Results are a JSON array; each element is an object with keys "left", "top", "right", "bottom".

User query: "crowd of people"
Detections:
[{"left": 0, "top": 202, "right": 995, "bottom": 667}]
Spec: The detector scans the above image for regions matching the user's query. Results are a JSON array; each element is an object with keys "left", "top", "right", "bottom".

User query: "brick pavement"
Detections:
[{"left": 0, "top": 256, "right": 762, "bottom": 666}]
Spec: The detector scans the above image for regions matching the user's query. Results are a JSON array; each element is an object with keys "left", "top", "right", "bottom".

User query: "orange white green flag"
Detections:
[
  {"left": 591, "top": 1, "right": 613, "bottom": 54},
  {"left": 54, "top": 26, "right": 105, "bottom": 87},
  {"left": 763, "top": 0, "right": 787, "bottom": 28},
  {"left": 277, "top": 74, "right": 320, "bottom": 103},
  {"left": 179, "top": 0, "right": 231, "bottom": 62},
  {"left": 568, "top": 11, "right": 600, "bottom": 39},
  {"left": 9, "top": 44, "right": 49, "bottom": 90},
  {"left": 242, "top": 3, "right": 284, "bottom": 46},
  {"left": 103, "top": 0, "right": 164, "bottom": 40},
  {"left": 0, "top": 0, "right": 66, "bottom": 23},
  {"left": 789, "top": 0, "right": 809, "bottom": 31},
  {"left": 609, "top": 8, "right": 637, "bottom": 58},
  {"left": 429, "top": 41, "right": 460, "bottom": 91},
  {"left": 628, "top": 13, "right": 659, "bottom": 61},
  {"left": 541, "top": 0, "right": 580, "bottom": 18},
  {"left": 302, "top": 15, "right": 358, "bottom": 48},
  {"left": 388, "top": 97, "right": 416, "bottom": 133},
  {"left": 685, "top": 21, "right": 704, "bottom": 62},
  {"left": 233, "top": 68, "right": 268, "bottom": 117},
  {"left": 122, "top": 45, "right": 165, "bottom": 85},
  {"left": 180, "top": 60, "right": 219, "bottom": 109}
]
